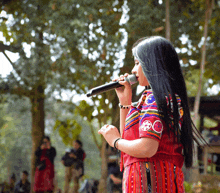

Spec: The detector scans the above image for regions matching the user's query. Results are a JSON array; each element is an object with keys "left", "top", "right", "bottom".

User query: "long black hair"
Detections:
[{"left": 132, "top": 36, "right": 193, "bottom": 168}]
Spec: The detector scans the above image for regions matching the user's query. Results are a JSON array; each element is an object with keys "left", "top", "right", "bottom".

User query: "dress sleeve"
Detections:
[
  {"left": 139, "top": 95, "right": 164, "bottom": 142},
  {"left": 35, "top": 147, "right": 42, "bottom": 157}
]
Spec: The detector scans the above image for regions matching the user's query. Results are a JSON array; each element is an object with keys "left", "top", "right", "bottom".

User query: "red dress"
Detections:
[{"left": 34, "top": 149, "right": 55, "bottom": 192}]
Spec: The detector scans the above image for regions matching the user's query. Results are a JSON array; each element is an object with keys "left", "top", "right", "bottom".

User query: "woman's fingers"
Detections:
[
  {"left": 112, "top": 73, "right": 129, "bottom": 82},
  {"left": 98, "top": 124, "right": 116, "bottom": 134},
  {"left": 98, "top": 124, "right": 109, "bottom": 134},
  {"left": 98, "top": 124, "right": 121, "bottom": 147},
  {"left": 112, "top": 73, "right": 132, "bottom": 104}
]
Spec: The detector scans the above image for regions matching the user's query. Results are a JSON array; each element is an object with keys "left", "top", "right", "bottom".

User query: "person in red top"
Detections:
[
  {"left": 98, "top": 36, "right": 193, "bottom": 193},
  {"left": 34, "top": 136, "right": 56, "bottom": 193}
]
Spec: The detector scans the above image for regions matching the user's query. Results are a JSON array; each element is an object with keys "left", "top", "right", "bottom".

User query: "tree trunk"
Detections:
[
  {"left": 30, "top": 85, "right": 45, "bottom": 192},
  {"left": 165, "top": 0, "right": 171, "bottom": 41},
  {"left": 97, "top": 139, "right": 108, "bottom": 193},
  {"left": 190, "top": 0, "right": 214, "bottom": 182},
  {"left": 193, "top": 0, "right": 214, "bottom": 123}
]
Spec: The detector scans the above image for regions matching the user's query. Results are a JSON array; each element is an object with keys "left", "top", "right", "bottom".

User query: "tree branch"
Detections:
[
  {"left": 1, "top": 50, "right": 30, "bottom": 87},
  {"left": 0, "top": 42, "right": 20, "bottom": 53},
  {"left": 0, "top": 82, "right": 29, "bottom": 96}
]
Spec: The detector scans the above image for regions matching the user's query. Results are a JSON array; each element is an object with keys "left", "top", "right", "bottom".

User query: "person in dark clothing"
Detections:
[
  {"left": 34, "top": 136, "right": 56, "bottom": 193},
  {"left": 14, "top": 171, "right": 30, "bottom": 193},
  {"left": 61, "top": 140, "right": 86, "bottom": 193},
  {"left": 209, "top": 123, "right": 220, "bottom": 172},
  {"left": 107, "top": 159, "right": 123, "bottom": 193},
  {"left": 78, "top": 179, "right": 99, "bottom": 193}
]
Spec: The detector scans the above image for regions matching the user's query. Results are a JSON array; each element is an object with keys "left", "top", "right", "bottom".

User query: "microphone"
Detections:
[{"left": 86, "top": 74, "right": 137, "bottom": 97}]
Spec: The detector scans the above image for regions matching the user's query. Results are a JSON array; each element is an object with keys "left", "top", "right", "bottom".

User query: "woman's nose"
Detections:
[{"left": 131, "top": 66, "right": 137, "bottom": 74}]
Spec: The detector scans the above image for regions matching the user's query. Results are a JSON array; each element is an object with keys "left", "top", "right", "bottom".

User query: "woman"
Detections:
[
  {"left": 34, "top": 136, "right": 56, "bottom": 193},
  {"left": 98, "top": 36, "right": 193, "bottom": 193}
]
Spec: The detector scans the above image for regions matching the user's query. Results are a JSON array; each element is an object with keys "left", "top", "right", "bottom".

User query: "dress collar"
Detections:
[
  {"left": 143, "top": 89, "right": 152, "bottom": 95},
  {"left": 132, "top": 89, "right": 153, "bottom": 108}
]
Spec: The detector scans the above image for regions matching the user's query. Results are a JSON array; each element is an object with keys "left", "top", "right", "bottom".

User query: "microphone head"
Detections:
[
  {"left": 86, "top": 92, "right": 92, "bottom": 97},
  {"left": 125, "top": 74, "right": 137, "bottom": 85}
]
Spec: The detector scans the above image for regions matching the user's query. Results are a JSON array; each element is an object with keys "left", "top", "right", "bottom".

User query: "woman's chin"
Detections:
[{"left": 139, "top": 82, "right": 148, "bottom": 87}]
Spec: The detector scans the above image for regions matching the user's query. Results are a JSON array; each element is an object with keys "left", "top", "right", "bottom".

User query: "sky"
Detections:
[{"left": 0, "top": 50, "right": 18, "bottom": 78}]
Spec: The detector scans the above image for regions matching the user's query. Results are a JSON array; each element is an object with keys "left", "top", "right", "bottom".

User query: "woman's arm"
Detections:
[
  {"left": 35, "top": 147, "right": 42, "bottom": 157},
  {"left": 109, "top": 174, "right": 122, "bottom": 184},
  {"left": 113, "top": 73, "right": 132, "bottom": 135},
  {"left": 98, "top": 125, "right": 159, "bottom": 158},
  {"left": 47, "top": 147, "right": 56, "bottom": 159},
  {"left": 116, "top": 138, "right": 159, "bottom": 158}
]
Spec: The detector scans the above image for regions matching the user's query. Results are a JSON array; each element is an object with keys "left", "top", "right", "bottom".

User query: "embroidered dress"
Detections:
[{"left": 121, "top": 90, "right": 185, "bottom": 193}]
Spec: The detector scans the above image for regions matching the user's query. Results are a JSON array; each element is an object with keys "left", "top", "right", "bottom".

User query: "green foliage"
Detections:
[
  {"left": 53, "top": 118, "right": 82, "bottom": 146},
  {"left": 184, "top": 181, "right": 193, "bottom": 193},
  {"left": 75, "top": 100, "right": 94, "bottom": 122},
  {"left": 185, "top": 69, "right": 211, "bottom": 96},
  {"left": 204, "top": 117, "right": 218, "bottom": 128},
  {"left": 0, "top": 96, "right": 31, "bottom": 181},
  {"left": 172, "top": 0, "right": 220, "bottom": 91}
]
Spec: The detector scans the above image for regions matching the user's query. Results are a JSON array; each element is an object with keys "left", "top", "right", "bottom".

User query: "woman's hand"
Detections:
[
  {"left": 113, "top": 73, "right": 132, "bottom": 105},
  {"left": 46, "top": 143, "right": 51, "bottom": 149},
  {"left": 69, "top": 153, "right": 76, "bottom": 159},
  {"left": 98, "top": 124, "right": 121, "bottom": 147},
  {"left": 41, "top": 144, "right": 46, "bottom": 150}
]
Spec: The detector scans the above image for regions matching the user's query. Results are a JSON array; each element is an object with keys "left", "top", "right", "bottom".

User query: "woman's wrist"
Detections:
[
  {"left": 119, "top": 100, "right": 131, "bottom": 106},
  {"left": 119, "top": 103, "right": 131, "bottom": 109},
  {"left": 114, "top": 138, "right": 122, "bottom": 149}
]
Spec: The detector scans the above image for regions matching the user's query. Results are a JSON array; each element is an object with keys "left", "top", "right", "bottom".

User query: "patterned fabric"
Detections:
[
  {"left": 121, "top": 90, "right": 184, "bottom": 169},
  {"left": 123, "top": 160, "right": 185, "bottom": 193}
]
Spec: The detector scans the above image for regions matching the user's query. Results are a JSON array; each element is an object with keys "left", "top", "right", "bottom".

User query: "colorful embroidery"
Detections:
[
  {"left": 146, "top": 94, "right": 155, "bottom": 105},
  {"left": 140, "top": 120, "right": 152, "bottom": 131},
  {"left": 152, "top": 120, "right": 163, "bottom": 133},
  {"left": 123, "top": 160, "right": 185, "bottom": 193}
]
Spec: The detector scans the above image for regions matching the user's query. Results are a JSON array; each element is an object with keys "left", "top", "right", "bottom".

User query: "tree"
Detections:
[
  {"left": 1, "top": 1, "right": 125, "bottom": 192},
  {"left": 193, "top": 0, "right": 215, "bottom": 123},
  {"left": 190, "top": 0, "right": 215, "bottom": 181}
]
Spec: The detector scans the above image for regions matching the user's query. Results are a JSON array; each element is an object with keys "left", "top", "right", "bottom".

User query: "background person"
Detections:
[
  {"left": 34, "top": 136, "right": 56, "bottom": 193},
  {"left": 107, "top": 157, "right": 122, "bottom": 193},
  {"left": 0, "top": 174, "right": 16, "bottom": 193},
  {"left": 14, "top": 171, "right": 30, "bottom": 193},
  {"left": 61, "top": 140, "right": 86, "bottom": 193},
  {"left": 209, "top": 123, "right": 220, "bottom": 172},
  {"left": 98, "top": 36, "right": 194, "bottom": 192}
]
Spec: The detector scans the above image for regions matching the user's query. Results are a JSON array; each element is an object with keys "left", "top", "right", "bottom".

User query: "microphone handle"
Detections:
[{"left": 86, "top": 81, "right": 122, "bottom": 97}]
